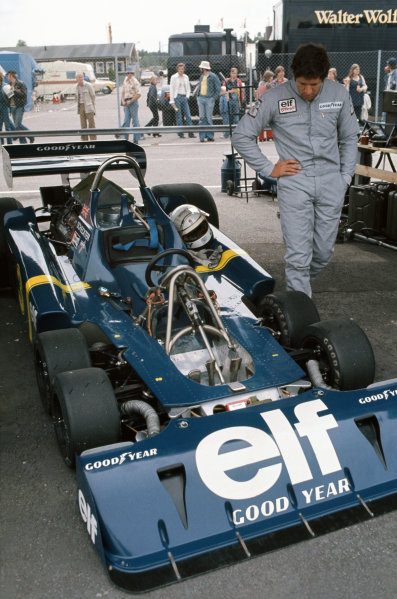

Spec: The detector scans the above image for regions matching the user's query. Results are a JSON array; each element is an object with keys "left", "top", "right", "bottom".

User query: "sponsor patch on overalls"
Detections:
[
  {"left": 278, "top": 98, "right": 297, "bottom": 114},
  {"left": 248, "top": 98, "right": 262, "bottom": 118},
  {"left": 318, "top": 101, "right": 343, "bottom": 110}
]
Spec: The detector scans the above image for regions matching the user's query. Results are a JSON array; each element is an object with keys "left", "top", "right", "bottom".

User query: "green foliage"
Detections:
[
  {"left": 17, "top": 39, "right": 27, "bottom": 46},
  {"left": 139, "top": 50, "right": 168, "bottom": 69},
  {"left": 108, "top": 66, "right": 116, "bottom": 81}
]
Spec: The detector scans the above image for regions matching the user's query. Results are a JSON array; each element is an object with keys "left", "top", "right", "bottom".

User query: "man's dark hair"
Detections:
[
  {"left": 290, "top": 43, "right": 330, "bottom": 80},
  {"left": 6, "top": 69, "right": 17, "bottom": 78}
]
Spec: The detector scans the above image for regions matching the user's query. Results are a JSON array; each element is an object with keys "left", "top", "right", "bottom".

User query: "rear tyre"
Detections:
[
  {"left": 52, "top": 367, "right": 121, "bottom": 468},
  {"left": 258, "top": 291, "right": 320, "bottom": 347},
  {"left": 35, "top": 328, "right": 91, "bottom": 414},
  {"left": 300, "top": 318, "right": 375, "bottom": 390},
  {"left": 151, "top": 183, "right": 219, "bottom": 228},
  {"left": 0, "top": 197, "right": 23, "bottom": 288}
]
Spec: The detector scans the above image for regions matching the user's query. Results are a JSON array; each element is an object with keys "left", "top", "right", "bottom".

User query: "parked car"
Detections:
[
  {"left": 140, "top": 69, "right": 154, "bottom": 85},
  {"left": 94, "top": 78, "right": 115, "bottom": 94}
]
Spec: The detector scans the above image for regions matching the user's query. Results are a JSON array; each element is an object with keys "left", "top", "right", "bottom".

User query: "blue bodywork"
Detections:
[{"left": 2, "top": 143, "right": 397, "bottom": 592}]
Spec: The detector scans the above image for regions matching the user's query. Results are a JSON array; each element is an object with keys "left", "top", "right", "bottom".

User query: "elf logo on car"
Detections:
[
  {"left": 196, "top": 399, "right": 341, "bottom": 500},
  {"left": 78, "top": 490, "right": 98, "bottom": 544}
]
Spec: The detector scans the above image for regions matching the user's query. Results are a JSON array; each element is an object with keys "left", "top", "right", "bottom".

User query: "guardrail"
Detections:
[{"left": 2, "top": 125, "right": 238, "bottom": 140}]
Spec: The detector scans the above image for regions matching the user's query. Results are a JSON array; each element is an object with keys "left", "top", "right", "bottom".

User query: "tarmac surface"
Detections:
[{"left": 1, "top": 90, "right": 397, "bottom": 599}]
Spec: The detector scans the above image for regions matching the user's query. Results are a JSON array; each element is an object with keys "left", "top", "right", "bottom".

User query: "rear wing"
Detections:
[{"left": 2, "top": 140, "right": 146, "bottom": 188}]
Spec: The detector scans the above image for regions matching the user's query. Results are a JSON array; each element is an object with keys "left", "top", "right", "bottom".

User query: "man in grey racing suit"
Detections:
[{"left": 232, "top": 43, "right": 359, "bottom": 297}]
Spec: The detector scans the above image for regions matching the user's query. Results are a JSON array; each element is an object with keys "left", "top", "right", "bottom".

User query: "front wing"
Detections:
[{"left": 76, "top": 382, "right": 397, "bottom": 592}]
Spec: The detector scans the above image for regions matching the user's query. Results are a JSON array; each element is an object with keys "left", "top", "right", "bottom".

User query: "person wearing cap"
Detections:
[
  {"left": 196, "top": 60, "right": 221, "bottom": 142},
  {"left": 232, "top": 43, "right": 358, "bottom": 298},
  {"left": 120, "top": 66, "right": 143, "bottom": 143}
]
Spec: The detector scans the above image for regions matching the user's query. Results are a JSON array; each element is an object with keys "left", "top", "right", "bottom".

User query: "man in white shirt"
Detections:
[{"left": 170, "top": 63, "right": 196, "bottom": 138}]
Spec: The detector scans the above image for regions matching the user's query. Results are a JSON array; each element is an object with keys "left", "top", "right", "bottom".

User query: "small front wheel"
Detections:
[
  {"left": 300, "top": 318, "right": 375, "bottom": 390},
  {"left": 35, "top": 328, "right": 91, "bottom": 414},
  {"left": 258, "top": 291, "right": 320, "bottom": 347},
  {"left": 52, "top": 367, "right": 121, "bottom": 467}
]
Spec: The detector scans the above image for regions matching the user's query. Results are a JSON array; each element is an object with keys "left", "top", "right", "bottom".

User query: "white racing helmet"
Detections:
[{"left": 170, "top": 204, "right": 213, "bottom": 249}]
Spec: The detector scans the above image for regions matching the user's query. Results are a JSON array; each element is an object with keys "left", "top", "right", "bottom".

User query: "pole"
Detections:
[
  {"left": 115, "top": 55, "right": 121, "bottom": 128},
  {"left": 375, "top": 49, "right": 382, "bottom": 121}
]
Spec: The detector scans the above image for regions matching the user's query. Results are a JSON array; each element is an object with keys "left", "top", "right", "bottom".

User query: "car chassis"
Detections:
[{"left": 1, "top": 141, "right": 397, "bottom": 593}]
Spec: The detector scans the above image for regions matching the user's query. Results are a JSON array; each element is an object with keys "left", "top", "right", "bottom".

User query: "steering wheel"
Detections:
[{"left": 145, "top": 249, "right": 195, "bottom": 287}]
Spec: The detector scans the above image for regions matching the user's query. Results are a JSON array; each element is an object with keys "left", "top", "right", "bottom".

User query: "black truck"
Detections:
[
  {"left": 167, "top": 25, "right": 245, "bottom": 84},
  {"left": 259, "top": 0, "right": 397, "bottom": 55}
]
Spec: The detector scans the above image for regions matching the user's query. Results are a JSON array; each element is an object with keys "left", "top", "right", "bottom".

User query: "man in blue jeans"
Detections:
[
  {"left": 170, "top": 63, "right": 196, "bottom": 138},
  {"left": 6, "top": 70, "right": 34, "bottom": 144},
  {"left": 120, "top": 67, "right": 143, "bottom": 143},
  {"left": 196, "top": 61, "right": 221, "bottom": 142}
]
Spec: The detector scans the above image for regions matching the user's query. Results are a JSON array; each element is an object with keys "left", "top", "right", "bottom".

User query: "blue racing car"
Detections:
[{"left": 1, "top": 141, "right": 397, "bottom": 592}]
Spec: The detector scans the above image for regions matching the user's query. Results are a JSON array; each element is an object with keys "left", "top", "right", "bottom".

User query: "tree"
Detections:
[
  {"left": 17, "top": 39, "right": 27, "bottom": 46},
  {"left": 108, "top": 66, "right": 115, "bottom": 81}
]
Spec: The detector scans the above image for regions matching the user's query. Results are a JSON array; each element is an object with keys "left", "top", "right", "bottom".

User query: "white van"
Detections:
[{"left": 35, "top": 60, "right": 115, "bottom": 100}]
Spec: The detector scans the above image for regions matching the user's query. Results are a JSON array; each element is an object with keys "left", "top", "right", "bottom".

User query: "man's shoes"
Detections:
[
  {"left": 29, "top": 137, "right": 35, "bottom": 143},
  {"left": 188, "top": 133, "right": 196, "bottom": 138},
  {"left": 154, "top": 133, "right": 162, "bottom": 137},
  {"left": 200, "top": 138, "right": 205, "bottom": 142},
  {"left": 178, "top": 134, "right": 185, "bottom": 138},
  {"left": 207, "top": 138, "right": 215, "bottom": 142}
]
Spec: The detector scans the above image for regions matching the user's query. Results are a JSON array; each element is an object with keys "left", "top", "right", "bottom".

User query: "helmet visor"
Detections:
[{"left": 182, "top": 217, "right": 208, "bottom": 243}]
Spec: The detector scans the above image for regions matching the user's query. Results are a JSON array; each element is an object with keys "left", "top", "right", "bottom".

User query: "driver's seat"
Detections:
[{"left": 104, "top": 223, "right": 165, "bottom": 267}]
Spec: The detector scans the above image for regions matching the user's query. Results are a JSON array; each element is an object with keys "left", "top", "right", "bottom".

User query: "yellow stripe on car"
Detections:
[
  {"left": 195, "top": 249, "right": 247, "bottom": 273},
  {"left": 24, "top": 274, "right": 90, "bottom": 341}
]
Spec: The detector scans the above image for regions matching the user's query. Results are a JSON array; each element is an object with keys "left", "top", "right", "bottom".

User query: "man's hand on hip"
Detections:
[{"left": 270, "top": 160, "right": 301, "bottom": 178}]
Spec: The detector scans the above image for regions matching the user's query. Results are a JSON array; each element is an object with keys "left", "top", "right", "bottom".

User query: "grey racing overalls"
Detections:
[{"left": 232, "top": 78, "right": 359, "bottom": 296}]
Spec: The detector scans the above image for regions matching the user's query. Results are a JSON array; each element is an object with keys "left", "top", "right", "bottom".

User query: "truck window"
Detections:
[
  {"left": 169, "top": 42, "right": 183, "bottom": 57},
  {"left": 184, "top": 40, "right": 208, "bottom": 55},
  {"left": 208, "top": 40, "right": 222, "bottom": 54},
  {"left": 66, "top": 71, "right": 76, "bottom": 80}
]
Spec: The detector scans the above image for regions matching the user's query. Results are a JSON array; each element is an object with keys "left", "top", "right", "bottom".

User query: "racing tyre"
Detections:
[
  {"left": 151, "top": 183, "right": 219, "bottom": 228},
  {"left": 52, "top": 367, "right": 121, "bottom": 468},
  {"left": 35, "top": 328, "right": 91, "bottom": 414},
  {"left": 300, "top": 318, "right": 375, "bottom": 390},
  {"left": 258, "top": 291, "right": 320, "bottom": 347},
  {"left": 0, "top": 197, "right": 23, "bottom": 288}
]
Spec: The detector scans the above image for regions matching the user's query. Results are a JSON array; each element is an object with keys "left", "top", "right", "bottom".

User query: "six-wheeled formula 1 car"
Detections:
[{"left": 1, "top": 141, "right": 397, "bottom": 592}]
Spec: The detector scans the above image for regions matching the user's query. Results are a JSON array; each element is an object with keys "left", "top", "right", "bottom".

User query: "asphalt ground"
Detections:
[{"left": 1, "top": 90, "right": 397, "bottom": 599}]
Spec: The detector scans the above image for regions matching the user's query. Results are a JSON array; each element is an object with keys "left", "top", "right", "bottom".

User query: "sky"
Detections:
[{"left": 0, "top": 0, "right": 274, "bottom": 52}]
